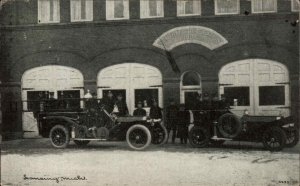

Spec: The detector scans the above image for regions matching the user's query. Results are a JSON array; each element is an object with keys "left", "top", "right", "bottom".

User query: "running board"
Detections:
[
  {"left": 72, "top": 138, "right": 108, "bottom": 141},
  {"left": 211, "top": 136, "right": 232, "bottom": 141}
]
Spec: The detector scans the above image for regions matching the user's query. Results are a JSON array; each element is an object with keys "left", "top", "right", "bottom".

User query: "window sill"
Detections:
[{"left": 177, "top": 14, "right": 201, "bottom": 17}]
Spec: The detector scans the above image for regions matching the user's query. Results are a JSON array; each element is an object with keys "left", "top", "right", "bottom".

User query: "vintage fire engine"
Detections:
[{"left": 36, "top": 98, "right": 167, "bottom": 151}]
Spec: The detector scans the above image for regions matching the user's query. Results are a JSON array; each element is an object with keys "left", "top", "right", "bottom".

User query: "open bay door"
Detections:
[
  {"left": 97, "top": 63, "right": 163, "bottom": 115},
  {"left": 219, "top": 59, "right": 290, "bottom": 117},
  {"left": 21, "top": 65, "right": 84, "bottom": 138}
]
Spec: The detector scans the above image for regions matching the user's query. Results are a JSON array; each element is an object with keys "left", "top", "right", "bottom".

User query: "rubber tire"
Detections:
[
  {"left": 74, "top": 140, "right": 90, "bottom": 147},
  {"left": 285, "top": 127, "right": 299, "bottom": 148},
  {"left": 126, "top": 124, "right": 152, "bottom": 151},
  {"left": 218, "top": 113, "right": 242, "bottom": 138},
  {"left": 188, "top": 126, "right": 210, "bottom": 148},
  {"left": 262, "top": 126, "right": 287, "bottom": 152},
  {"left": 49, "top": 125, "right": 70, "bottom": 148},
  {"left": 151, "top": 124, "right": 168, "bottom": 145}
]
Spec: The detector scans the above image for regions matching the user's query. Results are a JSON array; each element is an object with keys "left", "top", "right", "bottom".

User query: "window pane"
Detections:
[
  {"left": 259, "top": 86, "right": 285, "bottom": 106},
  {"left": 292, "top": 0, "right": 300, "bottom": 11},
  {"left": 149, "top": 0, "right": 158, "bottom": 16},
  {"left": 27, "top": 91, "right": 49, "bottom": 111},
  {"left": 215, "top": 0, "right": 239, "bottom": 14},
  {"left": 185, "top": 1, "right": 194, "bottom": 14},
  {"left": 182, "top": 71, "right": 200, "bottom": 86},
  {"left": 81, "top": 0, "right": 86, "bottom": 19},
  {"left": 57, "top": 90, "right": 81, "bottom": 109},
  {"left": 184, "top": 91, "right": 199, "bottom": 110},
  {"left": 224, "top": 87, "right": 250, "bottom": 106},
  {"left": 39, "top": 0, "right": 60, "bottom": 23},
  {"left": 114, "top": 0, "right": 124, "bottom": 18},
  {"left": 252, "top": 0, "right": 276, "bottom": 13},
  {"left": 262, "top": 0, "right": 276, "bottom": 11},
  {"left": 177, "top": 0, "right": 201, "bottom": 15},
  {"left": 252, "top": 0, "right": 262, "bottom": 12},
  {"left": 71, "top": 0, "right": 93, "bottom": 21},
  {"left": 135, "top": 89, "right": 158, "bottom": 107},
  {"left": 71, "top": 0, "right": 81, "bottom": 21}
]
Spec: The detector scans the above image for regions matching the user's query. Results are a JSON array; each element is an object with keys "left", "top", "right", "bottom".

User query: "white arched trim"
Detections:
[{"left": 153, "top": 26, "right": 228, "bottom": 51}]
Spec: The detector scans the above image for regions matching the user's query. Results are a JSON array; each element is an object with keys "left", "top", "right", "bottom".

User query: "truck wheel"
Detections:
[
  {"left": 285, "top": 127, "right": 299, "bottom": 148},
  {"left": 74, "top": 140, "right": 90, "bottom": 147},
  {"left": 262, "top": 126, "right": 287, "bottom": 151},
  {"left": 49, "top": 125, "right": 70, "bottom": 148},
  {"left": 126, "top": 125, "right": 151, "bottom": 150},
  {"left": 151, "top": 124, "right": 168, "bottom": 145},
  {"left": 188, "top": 126, "right": 210, "bottom": 148},
  {"left": 218, "top": 113, "right": 242, "bottom": 138}
]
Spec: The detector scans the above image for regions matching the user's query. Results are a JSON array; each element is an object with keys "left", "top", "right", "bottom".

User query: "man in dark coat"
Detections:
[
  {"left": 115, "top": 94, "right": 129, "bottom": 116},
  {"left": 176, "top": 104, "right": 189, "bottom": 144},
  {"left": 149, "top": 100, "right": 162, "bottom": 119},
  {"left": 133, "top": 101, "right": 146, "bottom": 116},
  {"left": 46, "top": 92, "right": 57, "bottom": 111},
  {"left": 101, "top": 91, "right": 115, "bottom": 113},
  {"left": 166, "top": 99, "right": 178, "bottom": 143}
]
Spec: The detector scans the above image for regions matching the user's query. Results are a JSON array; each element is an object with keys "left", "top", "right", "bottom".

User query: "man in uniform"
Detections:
[
  {"left": 101, "top": 91, "right": 115, "bottom": 113},
  {"left": 115, "top": 93, "right": 128, "bottom": 116},
  {"left": 133, "top": 101, "right": 146, "bottom": 116},
  {"left": 166, "top": 98, "right": 179, "bottom": 144},
  {"left": 46, "top": 92, "right": 57, "bottom": 110},
  {"left": 176, "top": 104, "right": 189, "bottom": 144},
  {"left": 149, "top": 99, "right": 162, "bottom": 119}
]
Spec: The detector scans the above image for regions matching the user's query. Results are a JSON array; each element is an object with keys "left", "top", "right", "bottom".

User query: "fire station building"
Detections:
[{"left": 0, "top": 0, "right": 299, "bottom": 139}]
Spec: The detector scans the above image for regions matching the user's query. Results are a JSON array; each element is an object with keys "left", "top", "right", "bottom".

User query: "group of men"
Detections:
[
  {"left": 165, "top": 93, "right": 230, "bottom": 144},
  {"left": 86, "top": 91, "right": 163, "bottom": 119}
]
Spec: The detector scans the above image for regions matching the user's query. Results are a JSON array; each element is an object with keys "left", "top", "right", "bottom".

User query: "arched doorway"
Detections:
[
  {"left": 22, "top": 65, "right": 84, "bottom": 138},
  {"left": 97, "top": 63, "right": 163, "bottom": 115},
  {"left": 219, "top": 59, "right": 290, "bottom": 117},
  {"left": 180, "top": 71, "right": 202, "bottom": 108}
]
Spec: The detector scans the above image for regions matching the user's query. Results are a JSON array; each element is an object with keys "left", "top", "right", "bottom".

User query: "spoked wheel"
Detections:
[
  {"left": 49, "top": 125, "right": 70, "bottom": 148},
  {"left": 151, "top": 124, "right": 168, "bottom": 145},
  {"left": 188, "top": 126, "right": 210, "bottom": 148},
  {"left": 126, "top": 125, "right": 151, "bottom": 150},
  {"left": 285, "top": 127, "right": 299, "bottom": 148},
  {"left": 74, "top": 140, "right": 90, "bottom": 147},
  {"left": 262, "top": 126, "right": 287, "bottom": 151},
  {"left": 218, "top": 113, "right": 242, "bottom": 138}
]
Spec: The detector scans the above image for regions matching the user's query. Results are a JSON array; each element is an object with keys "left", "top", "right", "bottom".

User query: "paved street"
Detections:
[{"left": 1, "top": 139, "right": 299, "bottom": 186}]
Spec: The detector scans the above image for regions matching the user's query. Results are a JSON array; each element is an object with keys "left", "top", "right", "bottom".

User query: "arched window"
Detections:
[{"left": 180, "top": 71, "right": 202, "bottom": 108}]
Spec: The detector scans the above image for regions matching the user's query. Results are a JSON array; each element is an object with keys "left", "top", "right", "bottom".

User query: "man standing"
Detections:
[
  {"left": 166, "top": 98, "right": 178, "bottom": 144},
  {"left": 46, "top": 92, "right": 56, "bottom": 110},
  {"left": 101, "top": 91, "right": 115, "bottom": 113},
  {"left": 133, "top": 101, "right": 146, "bottom": 116},
  {"left": 177, "top": 104, "right": 189, "bottom": 144},
  {"left": 149, "top": 99, "right": 162, "bottom": 119},
  {"left": 115, "top": 94, "right": 129, "bottom": 116}
]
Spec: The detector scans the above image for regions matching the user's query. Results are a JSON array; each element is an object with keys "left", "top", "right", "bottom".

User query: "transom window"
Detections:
[
  {"left": 215, "top": 0, "right": 240, "bottom": 15},
  {"left": 38, "top": 0, "right": 60, "bottom": 23},
  {"left": 106, "top": 0, "right": 129, "bottom": 20},
  {"left": 291, "top": 0, "right": 300, "bottom": 12},
  {"left": 70, "top": 0, "right": 93, "bottom": 22},
  {"left": 140, "top": 0, "right": 164, "bottom": 18},
  {"left": 252, "top": 0, "right": 277, "bottom": 13},
  {"left": 177, "top": 0, "right": 201, "bottom": 16}
]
